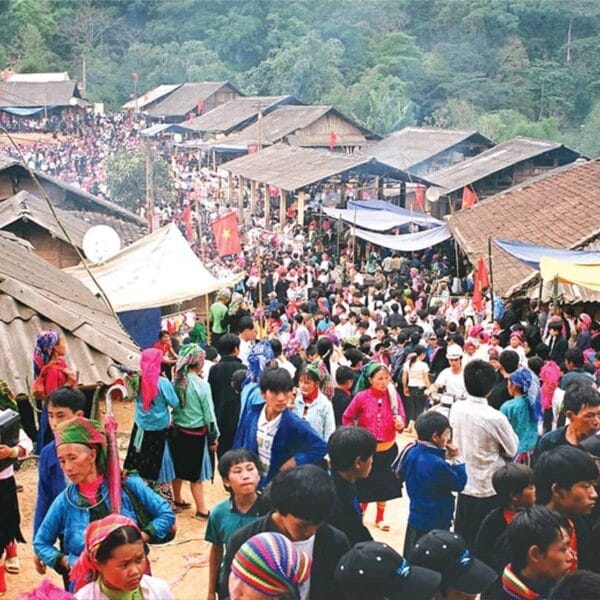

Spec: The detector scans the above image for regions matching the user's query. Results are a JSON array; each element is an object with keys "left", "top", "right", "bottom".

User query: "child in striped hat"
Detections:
[{"left": 229, "top": 532, "right": 311, "bottom": 600}]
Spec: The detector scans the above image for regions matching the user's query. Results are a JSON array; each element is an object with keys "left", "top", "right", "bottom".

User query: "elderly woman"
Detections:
[
  {"left": 342, "top": 362, "right": 405, "bottom": 531},
  {"left": 124, "top": 348, "right": 179, "bottom": 506},
  {"left": 169, "top": 344, "right": 219, "bottom": 520},
  {"left": 33, "top": 329, "right": 78, "bottom": 450},
  {"left": 33, "top": 417, "right": 175, "bottom": 581}
]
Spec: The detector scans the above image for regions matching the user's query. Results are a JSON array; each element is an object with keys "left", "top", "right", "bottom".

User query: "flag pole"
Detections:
[{"left": 487, "top": 236, "right": 495, "bottom": 322}]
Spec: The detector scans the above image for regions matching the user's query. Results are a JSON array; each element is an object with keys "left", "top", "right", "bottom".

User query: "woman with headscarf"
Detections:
[
  {"left": 576, "top": 313, "right": 592, "bottom": 351},
  {"left": 169, "top": 344, "right": 219, "bottom": 520},
  {"left": 342, "top": 362, "right": 406, "bottom": 531},
  {"left": 237, "top": 341, "right": 276, "bottom": 426},
  {"left": 501, "top": 368, "right": 542, "bottom": 461},
  {"left": 33, "top": 417, "right": 175, "bottom": 582},
  {"left": 33, "top": 329, "right": 78, "bottom": 451},
  {"left": 124, "top": 349, "right": 179, "bottom": 507},
  {"left": 71, "top": 515, "right": 173, "bottom": 598},
  {"left": 0, "top": 380, "right": 33, "bottom": 593}
]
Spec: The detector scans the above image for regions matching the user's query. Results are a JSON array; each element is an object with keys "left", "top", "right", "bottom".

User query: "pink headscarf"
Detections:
[
  {"left": 579, "top": 313, "right": 592, "bottom": 330},
  {"left": 70, "top": 515, "right": 141, "bottom": 592},
  {"left": 140, "top": 348, "right": 162, "bottom": 412}
]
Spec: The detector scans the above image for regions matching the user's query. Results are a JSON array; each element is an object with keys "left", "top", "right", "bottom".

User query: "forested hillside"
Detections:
[{"left": 1, "top": 0, "right": 599, "bottom": 154}]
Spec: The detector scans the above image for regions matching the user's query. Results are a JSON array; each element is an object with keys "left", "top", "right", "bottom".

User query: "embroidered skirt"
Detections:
[
  {"left": 0, "top": 476, "right": 25, "bottom": 551},
  {"left": 124, "top": 424, "right": 174, "bottom": 483}
]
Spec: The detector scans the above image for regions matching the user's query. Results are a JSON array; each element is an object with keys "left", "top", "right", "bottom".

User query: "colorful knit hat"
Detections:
[{"left": 231, "top": 532, "right": 311, "bottom": 599}]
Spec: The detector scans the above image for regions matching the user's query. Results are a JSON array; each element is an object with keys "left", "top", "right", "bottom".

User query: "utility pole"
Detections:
[
  {"left": 81, "top": 54, "right": 87, "bottom": 99},
  {"left": 145, "top": 142, "right": 154, "bottom": 232}
]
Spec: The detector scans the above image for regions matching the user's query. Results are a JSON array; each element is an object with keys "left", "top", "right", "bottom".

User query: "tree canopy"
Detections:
[{"left": 2, "top": 0, "right": 600, "bottom": 155}]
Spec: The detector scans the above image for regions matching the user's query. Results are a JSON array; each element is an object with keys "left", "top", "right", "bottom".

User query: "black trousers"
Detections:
[
  {"left": 405, "top": 386, "right": 426, "bottom": 422},
  {"left": 455, "top": 493, "right": 498, "bottom": 548}
]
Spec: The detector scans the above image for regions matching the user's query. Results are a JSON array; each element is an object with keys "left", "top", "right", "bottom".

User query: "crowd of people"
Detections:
[
  {"left": 1, "top": 262, "right": 600, "bottom": 599},
  {"left": 2, "top": 109, "right": 600, "bottom": 600}
]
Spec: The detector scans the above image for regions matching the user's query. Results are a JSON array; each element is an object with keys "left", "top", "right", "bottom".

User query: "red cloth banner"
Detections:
[
  {"left": 472, "top": 256, "right": 490, "bottom": 312},
  {"left": 182, "top": 203, "right": 195, "bottom": 242},
  {"left": 329, "top": 129, "right": 337, "bottom": 151},
  {"left": 461, "top": 185, "right": 478, "bottom": 210},
  {"left": 415, "top": 184, "right": 425, "bottom": 210},
  {"left": 211, "top": 212, "right": 241, "bottom": 256}
]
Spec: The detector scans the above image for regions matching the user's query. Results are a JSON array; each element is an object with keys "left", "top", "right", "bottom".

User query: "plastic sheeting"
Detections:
[
  {"left": 323, "top": 206, "right": 441, "bottom": 231},
  {"left": 353, "top": 224, "right": 452, "bottom": 251},
  {"left": 117, "top": 308, "right": 162, "bottom": 348},
  {"left": 1, "top": 107, "right": 45, "bottom": 116},
  {"left": 540, "top": 258, "right": 600, "bottom": 293},
  {"left": 65, "top": 223, "right": 243, "bottom": 312},
  {"left": 347, "top": 200, "right": 444, "bottom": 226},
  {"left": 494, "top": 239, "right": 600, "bottom": 269}
]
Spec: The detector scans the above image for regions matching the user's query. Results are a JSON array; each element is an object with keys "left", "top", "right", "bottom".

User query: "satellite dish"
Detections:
[
  {"left": 173, "top": 133, "right": 183, "bottom": 144},
  {"left": 426, "top": 187, "right": 441, "bottom": 203},
  {"left": 82, "top": 225, "right": 121, "bottom": 263}
]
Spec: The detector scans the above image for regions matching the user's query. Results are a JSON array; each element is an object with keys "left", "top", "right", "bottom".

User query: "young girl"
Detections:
[
  {"left": 72, "top": 515, "right": 173, "bottom": 599},
  {"left": 292, "top": 366, "right": 335, "bottom": 441},
  {"left": 402, "top": 345, "right": 431, "bottom": 430}
]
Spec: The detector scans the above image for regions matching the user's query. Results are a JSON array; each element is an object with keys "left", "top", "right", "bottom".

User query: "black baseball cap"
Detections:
[
  {"left": 409, "top": 530, "right": 497, "bottom": 595},
  {"left": 335, "top": 541, "right": 442, "bottom": 600}
]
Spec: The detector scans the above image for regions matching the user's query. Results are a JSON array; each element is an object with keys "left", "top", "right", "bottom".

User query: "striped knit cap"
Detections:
[{"left": 231, "top": 532, "right": 311, "bottom": 599}]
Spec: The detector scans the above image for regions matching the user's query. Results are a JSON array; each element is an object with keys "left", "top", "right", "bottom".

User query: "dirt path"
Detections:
[{"left": 8, "top": 399, "right": 411, "bottom": 599}]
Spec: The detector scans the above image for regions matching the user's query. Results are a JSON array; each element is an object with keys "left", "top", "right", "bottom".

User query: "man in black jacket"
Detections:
[
  {"left": 221, "top": 465, "right": 350, "bottom": 599},
  {"left": 207, "top": 333, "right": 244, "bottom": 458}
]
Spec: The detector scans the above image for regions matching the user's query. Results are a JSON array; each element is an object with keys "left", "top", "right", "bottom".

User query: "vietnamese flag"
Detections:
[
  {"left": 211, "top": 212, "right": 241, "bottom": 256},
  {"left": 329, "top": 129, "right": 337, "bottom": 151},
  {"left": 182, "top": 203, "right": 195, "bottom": 242},
  {"left": 197, "top": 98, "right": 204, "bottom": 114},
  {"left": 461, "top": 185, "right": 478, "bottom": 210},
  {"left": 472, "top": 256, "right": 490, "bottom": 312},
  {"left": 414, "top": 184, "right": 425, "bottom": 210}
]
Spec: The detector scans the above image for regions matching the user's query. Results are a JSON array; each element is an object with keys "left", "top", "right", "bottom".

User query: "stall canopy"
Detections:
[
  {"left": 540, "top": 258, "right": 600, "bottom": 293},
  {"left": 65, "top": 223, "right": 242, "bottom": 312},
  {"left": 353, "top": 224, "right": 452, "bottom": 252},
  {"left": 323, "top": 207, "right": 441, "bottom": 231},
  {"left": 494, "top": 239, "right": 600, "bottom": 270}
]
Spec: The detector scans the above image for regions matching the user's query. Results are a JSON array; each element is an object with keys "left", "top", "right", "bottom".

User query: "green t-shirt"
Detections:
[{"left": 210, "top": 302, "right": 229, "bottom": 334}]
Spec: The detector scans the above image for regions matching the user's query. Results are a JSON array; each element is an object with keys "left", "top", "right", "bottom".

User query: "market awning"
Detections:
[
  {"left": 353, "top": 224, "right": 452, "bottom": 252},
  {"left": 323, "top": 206, "right": 441, "bottom": 231},
  {"left": 494, "top": 239, "right": 600, "bottom": 269},
  {"left": 540, "top": 258, "right": 600, "bottom": 293}
]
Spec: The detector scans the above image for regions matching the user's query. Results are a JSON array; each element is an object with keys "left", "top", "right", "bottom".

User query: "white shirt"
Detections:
[
  {"left": 256, "top": 406, "right": 282, "bottom": 478},
  {"left": 293, "top": 535, "right": 316, "bottom": 600},
  {"left": 239, "top": 339, "right": 253, "bottom": 366},
  {"left": 404, "top": 360, "right": 429, "bottom": 387},
  {"left": 276, "top": 356, "right": 297, "bottom": 378},
  {"left": 450, "top": 395, "right": 518, "bottom": 497},
  {"left": 433, "top": 368, "right": 466, "bottom": 398}
]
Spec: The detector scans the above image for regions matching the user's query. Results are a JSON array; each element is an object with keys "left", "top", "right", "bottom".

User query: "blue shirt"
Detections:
[
  {"left": 135, "top": 377, "right": 179, "bottom": 431},
  {"left": 500, "top": 395, "right": 539, "bottom": 453},
  {"left": 34, "top": 440, "right": 67, "bottom": 534}
]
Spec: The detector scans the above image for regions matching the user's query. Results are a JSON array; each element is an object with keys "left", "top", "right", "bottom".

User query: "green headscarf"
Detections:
[
  {"left": 189, "top": 322, "right": 207, "bottom": 345},
  {"left": 353, "top": 361, "right": 386, "bottom": 394},
  {"left": 174, "top": 344, "right": 205, "bottom": 405},
  {"left": 54, "top": 416, "right": 108, "bottom": 472}
]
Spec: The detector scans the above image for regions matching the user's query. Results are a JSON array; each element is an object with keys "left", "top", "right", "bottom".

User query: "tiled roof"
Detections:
[
  {"left": 445, "top": 159, "right": 600, "bottom": 297},
  {"left": 0, "top": 80, "right": 87, "bottom": 108},
  {"left": 0, "top": 231, "right": 139, "bottom": 396}
]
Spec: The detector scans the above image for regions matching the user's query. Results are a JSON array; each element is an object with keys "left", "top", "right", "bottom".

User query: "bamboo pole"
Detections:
[{"left": 487, "top": 236, "right": 495, "bottom": 322}]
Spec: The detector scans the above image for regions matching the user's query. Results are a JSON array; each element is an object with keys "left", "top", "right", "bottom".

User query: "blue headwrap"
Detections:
[
  {"left": 243, "top": 340, "right": 275, "bottom": 386},
  {"left": 509, "top": 368, "right": 542, "bottom": 422},
  {"left": 33, "top": 329, "right": 61, "bottom": 377}
]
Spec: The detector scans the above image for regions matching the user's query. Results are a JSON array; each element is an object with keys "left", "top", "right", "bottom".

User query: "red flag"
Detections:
[
  {"left": 472, "top": 256, "right": 490, "bottom": 312},
  {"left": 248, "top": 145, "right": 258, "bottom": 154},
  {"left": 197, "top": 98, "right": 204, "bottom": 114},
  {"left": 461, "top": 185, "right": 478, "bottom": 210},
  {"left": 182, "top": 203, "right": 195, "bottom": 242},
  {"left": 414, "top": 184, "right": 425, "bottom": 210},
  {"left": 211, "top": 212, "right": 241, "bottom": 256},
  {"left": 328, "top": 129, "right": 337, "bottom": 151}
]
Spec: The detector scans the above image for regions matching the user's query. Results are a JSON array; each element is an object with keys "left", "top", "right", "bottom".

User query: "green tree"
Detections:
[
  {"left": 579, "top": 100, "right": 600, "bottom": 157},
  {"left": 14, "top": 24, "right": 61, "bottom": 72},
  {"left": 247, "top": 32, "right": 344, "bottom": 103},
  {"left": 105, "top": 147, "right": 174, "bottom": 212}
]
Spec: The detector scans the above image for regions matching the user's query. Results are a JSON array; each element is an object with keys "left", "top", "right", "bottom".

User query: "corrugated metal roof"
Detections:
[
  {"left": 430, "top": 137, "right": 579, "bottom": 194},
  {"left": 183, "top": 95, "right": 299, "bottom": 134},
  {"left": 0, "top": 190, "right": 91, "bottom": 247},
  {"left": 0, "top": 231, "right": 139, "bottom": 396},
  {"left": 225, "top": 105, "right": 380, "bottom": 147},
  {"left": 371, "top": 127, "right": 493, "bottom": 171},
  {"left": 146, "top": 81, "right": 239, "bottom": 118},
  {"left": 0, "top": 80, "right": 86, "bottom": 108},
  {"left": 7, "top": 72, "right": 71, "bottom": 82},
  {"left": 122, "top": 84, "right": 181, "bottom": 110},
  {"left": 445, "top": 159, "right": 600, "bottom": 298},
  {"left": 221, "top": 144, "right": 431, "bottom": 191}
]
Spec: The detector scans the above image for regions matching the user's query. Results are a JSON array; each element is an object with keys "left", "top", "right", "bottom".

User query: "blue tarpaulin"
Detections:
[
  {"left": 354, "top": 224, "right": 452, "bottom": 251},
  {"left": 118, "top": 307, "right": 162, "bottom": 349},
  {"left": 494, "top": 239, "right": 600, "bottom": 269},
  {"left": 1, "top": 107, "right": 46, "bottom": 116}
]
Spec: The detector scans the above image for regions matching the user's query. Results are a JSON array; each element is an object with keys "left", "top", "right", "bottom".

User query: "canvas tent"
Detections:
[
  {"left": 540, "top": 259, "right": 600, "bottom": 294},
  {"left": 352, "top": 225, "right": 452, "bottom": 252},
  {"left": 65, "top": 223, "right": 242, "bottom": 312}
]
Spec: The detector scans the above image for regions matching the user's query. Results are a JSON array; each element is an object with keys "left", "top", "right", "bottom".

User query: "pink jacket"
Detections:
[{"left": 342, "top": 387, "right": 405, "bottom": 442}]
